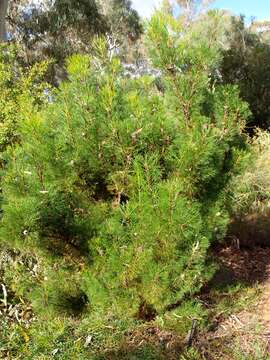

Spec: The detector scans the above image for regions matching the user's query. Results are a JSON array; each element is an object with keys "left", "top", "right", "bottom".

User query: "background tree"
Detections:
[
  {"left": 250, "top": 19, "right": 270, "bottom": 41},
  {"left": 0, "top": 0, "right": 8, "bottom": 41},
  {"left": 220, "top": 16, "right": 270, "bottom": 131},
  {"left": 175, "top": 0, "right": 214, "bottom": 21},
  {"left": 7, "top": 0, "right": 142, "bottom": 63}
]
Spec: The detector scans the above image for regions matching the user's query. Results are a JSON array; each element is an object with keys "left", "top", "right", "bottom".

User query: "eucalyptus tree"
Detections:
[{"left": 7, "top": 0, "right": 142, "bottom": 63}]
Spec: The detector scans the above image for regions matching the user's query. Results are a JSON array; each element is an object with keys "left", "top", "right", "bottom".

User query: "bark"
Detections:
[{"left": 0, "top": 0, "right": 8, "bottom": 42}]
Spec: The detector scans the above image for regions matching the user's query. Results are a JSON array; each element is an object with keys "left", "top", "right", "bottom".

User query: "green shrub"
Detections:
[
  {"left": 0, "top": 12, "right": 249, "bottom": 337},
  {"left": 0, "top": 43, "right": 50, "bottom": 154}
]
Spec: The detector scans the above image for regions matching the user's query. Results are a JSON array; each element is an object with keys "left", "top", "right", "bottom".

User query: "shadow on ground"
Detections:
[{"left": 209, "top": 241, "right": 270, "bottom": 287}]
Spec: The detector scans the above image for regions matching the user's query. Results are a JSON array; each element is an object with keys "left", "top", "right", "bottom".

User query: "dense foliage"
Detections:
[
  {"left": 220, "top": 16, "right": 270, "bottom": 131},
  {"left": 2, "top": 2, "right": 270, "bottom": 358},
  {"left": 0, "top": 11, "right": 249, "bottom": 333},
  {"left": 0, "top": 44, "right": 49, "bottom": 154},
  {"left": 7, "top": 0, "right": 142, "bottom": 64}
]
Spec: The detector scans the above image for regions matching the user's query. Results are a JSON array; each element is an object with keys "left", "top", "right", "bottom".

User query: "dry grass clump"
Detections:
[
  {"left": 229, "top": 130, "right": 270, "bottom": 247},
  {"left": 231, "top": 130, "right": 270, "bottom": 216}
]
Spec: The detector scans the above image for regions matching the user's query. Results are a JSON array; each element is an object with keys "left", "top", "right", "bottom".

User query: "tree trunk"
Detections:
[{"left": 0, "top": 0, "right": 8, "bottom": 42}]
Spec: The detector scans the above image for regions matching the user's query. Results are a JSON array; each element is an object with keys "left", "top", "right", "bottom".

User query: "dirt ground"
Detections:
[{"left": 197, "top": 243, "right": 270, "bottom": 359}]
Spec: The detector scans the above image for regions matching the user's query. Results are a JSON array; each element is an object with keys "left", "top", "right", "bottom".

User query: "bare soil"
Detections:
[{"left": 197, "top": 243, "right": 270, "bottom": 359}]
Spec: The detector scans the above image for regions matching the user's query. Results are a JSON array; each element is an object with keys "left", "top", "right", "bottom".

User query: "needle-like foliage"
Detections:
[{"left": 0, "top": 13, "right": 249, "bottom": 327}]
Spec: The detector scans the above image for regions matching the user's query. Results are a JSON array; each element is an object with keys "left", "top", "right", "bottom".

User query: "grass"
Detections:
[{"left": 0, "top": 241, "right": 268, "bottom": 360}]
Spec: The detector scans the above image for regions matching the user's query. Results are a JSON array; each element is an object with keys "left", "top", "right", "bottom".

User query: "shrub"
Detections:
[
  {"left": 230, "top": 130, "right": 270, "bottom": 216},
  {"left": 0, "top": 43, "right": 50, "bottom": 154},
  {"left": 228, "top": 130, "right": 270, "bottom": 247},
  {"left": 0, "top": 13, "right": 249, "bottom": 332}
]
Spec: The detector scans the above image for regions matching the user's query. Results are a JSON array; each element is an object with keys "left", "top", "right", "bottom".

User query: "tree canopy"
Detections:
[
  {"left": 7, "top": 0, "right": 142, "bottom": 62},
  {"left": 220, "top": 16, "right": 270, "bottom": 130}
]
